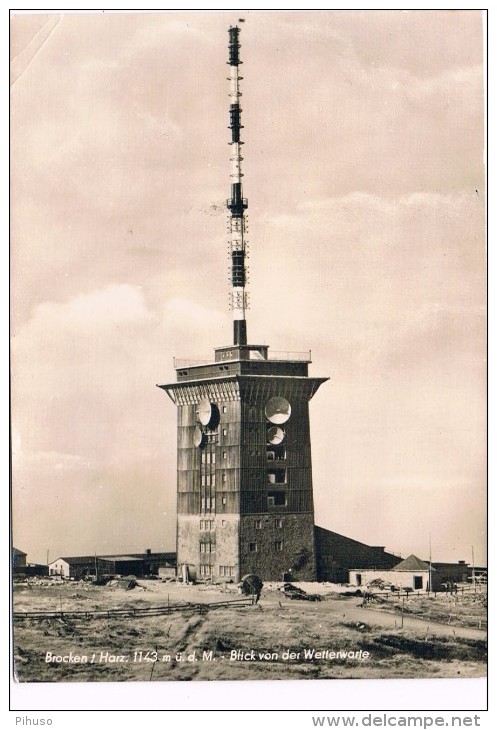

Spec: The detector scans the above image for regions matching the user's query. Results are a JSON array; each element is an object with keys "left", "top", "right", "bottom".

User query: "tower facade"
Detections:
[{"left": 159, "top": 27, "right": 328, "bottom": 583}]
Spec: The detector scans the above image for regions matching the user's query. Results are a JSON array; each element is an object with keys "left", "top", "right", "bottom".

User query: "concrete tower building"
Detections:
[{"left": 159, "top": 26, "right": 328, "bottom": 583}]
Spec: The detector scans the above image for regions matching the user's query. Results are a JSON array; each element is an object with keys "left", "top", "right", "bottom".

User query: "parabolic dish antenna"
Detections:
[
  {"left": 197, "top": 398, "right": 213, "bottom": 426},
  {"left": 267, "top": 426, "right": 285, "bottom": 445},
  {"left": 265, "top": 396, "right": 291, "bottom": 425},
  {"left": 193, "top": 426, "right": 205, "bottom": 448}
]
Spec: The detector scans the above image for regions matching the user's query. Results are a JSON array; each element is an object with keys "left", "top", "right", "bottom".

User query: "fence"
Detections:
[
  {"left": 363, "top": 583, "right": 482, "bottom": 602},
  {"left": 13, "top": 596, "right": 255, "bottom": 622}
]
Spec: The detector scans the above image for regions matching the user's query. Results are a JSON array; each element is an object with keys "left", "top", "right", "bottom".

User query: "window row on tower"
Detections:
[
  {"left": 248, "top": 541, "right": 283, "bottom": 552},
  {"left": 199, "top": 565, "right": 236, "bottom": 578}
]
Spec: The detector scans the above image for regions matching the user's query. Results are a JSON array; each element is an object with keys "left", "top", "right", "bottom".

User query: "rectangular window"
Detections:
[
  {"left": 201, "top": 497, "right": 206, "bottom": 511},
  {"left": 222, "top": 472, "right": 227, "bottom": 483},
  {"left": 274, "top": 519, "right": 283, "bottom": 528},
  {"left": 201, "top": 452, "right": 206, "bottom": 464},
  {"left": 267, "top": 469, "right": 286, "bottom": 485},
  {"left": 274, "top": 540, "right": 283, "bottom": 551},
  {"left": 222, "top": 406, "right": 227, "bottom": 413},
  {"left": 212, "top": 453, "right": 216, "bottom": 464},
  {"left": 211, "top": 497, "right": 216, "bottom": 510},
  {"left": 223, "top": 428, "right": 227, "bottom": 437},
  {"left": 206, "top": 452, "right": 211, "bottom": 464},
  {"left": 201, "top": 474, "right": 206, "bottom": 487},
  {"left": 211, "top": 473, "right": 216, "bottom": 487},
  {"left": 200, "top": 520, "right": 204, "bottom": 530},
  {"left": 248, "top": 542, "right": 258, "bottom": 552},
  {"left": 222, "top": 495, "right": 227, "bottom": 505},
  {"left": 267, "top": 443, "right": 286, "bottom": 461},
  {"left": 221, "top": 520, "right": 226, "bottom": 527},
  {"left": 268, "top": 491, "right": 286, "bottom": 506},
  {"left": 223, "top": 451, "right": 227, "bottom": 460},
  {"left": 254, "top": 519, "right": 262, "bottom": 529},
  {"left": 200, "top": 543, "right": 205, "bottom": 553}
]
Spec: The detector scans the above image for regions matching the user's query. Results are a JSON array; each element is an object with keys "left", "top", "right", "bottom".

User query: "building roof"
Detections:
[
  {"left": 99, "top": 556, "right": 143, "bottom": 562},
  {"left": 394, "top": 554, "right": 433, "bottom": 572},
  {"left": 13, "top": 548, "right": 27, "bottom": 556},
  {"left": 49, "top": 556, "right": 97, "bottom": 566},
  {"left": 49, "top": 552, "right": 177, "bottom": 566},
  {"left": 129, "top": 552, "right": 176, "bottom": 560}
]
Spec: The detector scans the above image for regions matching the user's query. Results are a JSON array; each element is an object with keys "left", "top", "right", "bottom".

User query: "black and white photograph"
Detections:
[{"left": 10, "top": 7, "right": 487, "bottom": 710}]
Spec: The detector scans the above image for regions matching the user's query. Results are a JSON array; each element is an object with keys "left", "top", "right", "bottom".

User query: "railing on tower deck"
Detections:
[
  {"left": 174, "top": 358, "right": 212, "bottom": 370},
  {"left": 174, "top": 350, "right": 311, "bottom": 370},
  {"left": 268, "top": 351, "right": 311, "bottom": 362}
]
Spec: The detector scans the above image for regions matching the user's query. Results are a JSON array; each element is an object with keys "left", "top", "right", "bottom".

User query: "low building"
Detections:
[
  {"left": 48, "top": 556, "right": 96, "bottom": 579},
  {"left": 15, "top": 563, "right": 49, "bottom": 578},
  {"left": 350, "top": 554, "right": 436, "bottom": 591},
  {"left": 158, "top": 564, "right": 177, "bottom": 580},
  {"left": 12, "top": 548, "right": 27, "bottom": 570},
  {"left": 314, "top": 527, "right": 400, "bottom": 582},
  {"left": 12, "top": 548, "right": 48, "bottom": 578},
  {"left": 128, "top": 550, "right": 176, "bottom": 576},
  {"left": 48, "top": 550, "right": 177, "bottom": 579},
  {"left": 428, "top": 560, "right": 470, "bottom": 584}
]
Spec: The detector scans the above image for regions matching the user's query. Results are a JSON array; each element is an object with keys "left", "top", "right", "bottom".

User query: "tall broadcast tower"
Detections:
[
  {"left": 227, "top": 25, "right": 249, "bottom": 347},
  {"left": 159, "top": 26, "right": 328, "bottom": 583}
]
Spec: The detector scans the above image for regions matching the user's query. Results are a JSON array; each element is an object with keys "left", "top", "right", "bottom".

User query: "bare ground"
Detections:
[{"left": 12, "top": 579, "right": 487, "bottom": 683}]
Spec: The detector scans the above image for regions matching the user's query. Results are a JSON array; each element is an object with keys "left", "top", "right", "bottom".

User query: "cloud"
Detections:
[{"left": 26, "top": 284, "right": 155, "bottom": 331}]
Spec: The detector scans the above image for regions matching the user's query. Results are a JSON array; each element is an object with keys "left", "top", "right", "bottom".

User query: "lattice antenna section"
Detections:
[{"left": 226, "top": 25, "right": 249, "bottom": 346}]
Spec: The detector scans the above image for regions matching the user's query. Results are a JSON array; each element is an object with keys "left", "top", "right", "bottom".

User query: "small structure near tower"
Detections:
[{"left": 159, "top": 26, "right": 328, "bottom": 583}]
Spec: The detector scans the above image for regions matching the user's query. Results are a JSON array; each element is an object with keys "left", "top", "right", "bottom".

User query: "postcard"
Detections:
[{"left": 10, "top": 8, "right": 487, "bottom": 710}]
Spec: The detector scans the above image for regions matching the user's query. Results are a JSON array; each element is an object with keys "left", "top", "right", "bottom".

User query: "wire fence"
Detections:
[{"left": 13, "top": 596, "right": 256, "bottom": 622}]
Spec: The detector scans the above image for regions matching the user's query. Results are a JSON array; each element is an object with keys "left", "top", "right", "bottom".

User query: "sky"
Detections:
[{"left": 10, "top": 10, "right": 486, "bottom": 568}]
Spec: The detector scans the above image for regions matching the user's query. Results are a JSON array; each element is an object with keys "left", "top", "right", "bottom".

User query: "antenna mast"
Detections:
[{"left": 227, "top": 25, "right": 248, "bottom": 346}]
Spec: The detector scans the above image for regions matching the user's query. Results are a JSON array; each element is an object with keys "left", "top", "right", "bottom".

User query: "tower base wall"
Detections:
[
  {"left": 240, "top": 512, "right": 316, "bottom": 582},
  {"left": 177, "top": 514, "right": 240, "bottom": 582}
]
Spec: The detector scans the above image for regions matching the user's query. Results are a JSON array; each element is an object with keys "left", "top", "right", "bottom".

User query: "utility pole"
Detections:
[
  {"left": 472, "top": 545, "right": 476, "bottom": 593},
  {"left": 428, "top": 534, "right": 432, "bottom": 594}
]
